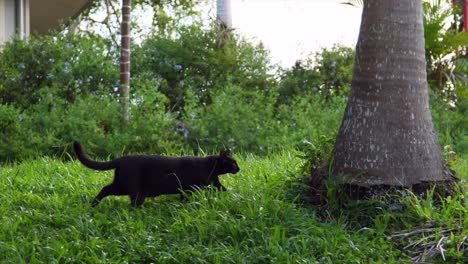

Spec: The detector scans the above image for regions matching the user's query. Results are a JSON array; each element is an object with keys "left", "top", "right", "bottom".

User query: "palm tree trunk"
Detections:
[
  {"left": 332, "top": 0, "right": 455, "bottom": 187},
  {"left": 120, "top": 0, "right": 131, "bottom": 124}
]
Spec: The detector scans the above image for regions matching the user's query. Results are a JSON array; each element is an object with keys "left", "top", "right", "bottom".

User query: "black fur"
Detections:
[{"left": 73, "top": 141, "right": 240, "bottom": 207}]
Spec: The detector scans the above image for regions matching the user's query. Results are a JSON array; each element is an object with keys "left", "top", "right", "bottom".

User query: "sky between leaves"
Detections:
[
  {"left": 88, "top": 0, "right": 362, "bottom": 67},
  {"left": 231, "top": 0, "right": 362, "bottom": 67}
]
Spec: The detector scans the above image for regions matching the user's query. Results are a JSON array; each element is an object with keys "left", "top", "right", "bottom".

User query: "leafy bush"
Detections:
[
  {"left": 0, "top": 33, "right": 118, "bottom": 109},
  {"left": 0, "top": 82, "right": 182, "bottom": 161},
  {"left": 132, "top": 23, "right": 275, "bottom": 110},
  {"left": 277, "top": 45, "right": 354, "bottom": 104},
  {"left": 431, "top": 93, "right": 468, "bottom": 154},
  {"left": 0, "top": 16, "right": 464, "bottom": 163},
  {"left": 0, "top": 23, "right": 279, "bottom": 161},
  {"left": 423, "top": 0, "right": 468, "bottom": 102},
  {"left": 183, "top": 86, "right": 346, "bottom": 154},
  {"left": 184, "top": 84, "right": 281, "bottom": 153},
  {"left": 276, "top": 95, "right": 346, "bottom": 148},
  {"left": 0, "top": 104, "right": 35, "bottom": 160}
]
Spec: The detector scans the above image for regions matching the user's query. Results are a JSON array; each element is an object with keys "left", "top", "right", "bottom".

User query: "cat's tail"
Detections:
[{"left": 73, "top": 141, "right": 117, "bottom": 171}]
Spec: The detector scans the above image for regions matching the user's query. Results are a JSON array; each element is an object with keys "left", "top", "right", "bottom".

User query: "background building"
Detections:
[{"left": 0, "top": 0, "right": 91, "bottom": 43}]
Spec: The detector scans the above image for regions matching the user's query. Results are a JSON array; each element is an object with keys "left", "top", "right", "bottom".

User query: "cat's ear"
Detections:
[{"left": 220, "top": 149, "right": 231, "bottom": 157}]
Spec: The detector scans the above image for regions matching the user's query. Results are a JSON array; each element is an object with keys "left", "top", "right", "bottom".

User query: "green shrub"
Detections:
[
  {"left": 277, "top": 45, "right": 354, "bottom": 104},
  {"left": 124, "top": 77, "right": 184, "bottom": 155},
  {"left": 431, "top": 93, "right": 468, "bottom": 154},
  {"left": 1, "top": 19, "right": 463, "bottom": 164},
  {"left": 0, "top": 83, "right": 182, "bottom": 161},
  {"left": 184, "top": 87, "right": 347, "bottom": 154},
  {"left": 276, "top": 94, "right": 346, "bottom": 149},
  {"left": 132, "top": 23, "right": 275, "bottom": 109},
  {"left": 0, "top": 33, "right": 118, "bottom": 109},
  {"left": 0, "top": 104, "right": 35, "bottom": 160},
  {"left": 185, "top": 84, "right": 281, "bottom": 153}
]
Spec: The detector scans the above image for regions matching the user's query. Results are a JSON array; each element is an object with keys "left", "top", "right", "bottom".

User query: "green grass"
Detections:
[{"left": 0, "top": 153, "right": 466, "bottom": 263}]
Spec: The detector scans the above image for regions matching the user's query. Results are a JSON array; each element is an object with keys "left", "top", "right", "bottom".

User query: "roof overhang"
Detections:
[{"left": 29, "top": 0, "right": 93, "bottom": 35}]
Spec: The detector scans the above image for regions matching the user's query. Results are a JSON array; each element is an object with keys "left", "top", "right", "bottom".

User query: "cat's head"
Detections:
[{"left": 218, "top": 149, "right": 240, "bottom": 174}]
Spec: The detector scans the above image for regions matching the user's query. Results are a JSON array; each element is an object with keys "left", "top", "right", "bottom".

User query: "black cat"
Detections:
[{"left": 73, "top": 142, "right": 240, "bottom": 207}]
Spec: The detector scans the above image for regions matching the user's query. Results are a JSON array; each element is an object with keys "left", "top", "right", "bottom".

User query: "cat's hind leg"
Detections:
[
  {"left": 92, "top": 183, "right": 126, "bottom": 207},
  {"left": 130, "top": 193, "right": 146, "bottom": 207},
  {"left": 179, "top": 190, "right": 192, "bottom": 201}
]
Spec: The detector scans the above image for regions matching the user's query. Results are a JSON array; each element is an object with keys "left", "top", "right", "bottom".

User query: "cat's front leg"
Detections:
[
  {"left": 92, "top": 183, "right": 126, "bottom": 207},
  {"left": 212, "top": 177, "right": 227, "bottom": 191}
]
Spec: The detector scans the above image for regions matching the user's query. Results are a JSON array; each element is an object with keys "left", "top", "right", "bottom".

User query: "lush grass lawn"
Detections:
[{"left": 0, "top": 153, "right": 466, "bottom": 263}]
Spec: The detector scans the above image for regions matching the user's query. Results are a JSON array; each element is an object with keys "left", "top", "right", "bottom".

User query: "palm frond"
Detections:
[{"left": 340, "top": 0, "right": 363, "bottom": 7}]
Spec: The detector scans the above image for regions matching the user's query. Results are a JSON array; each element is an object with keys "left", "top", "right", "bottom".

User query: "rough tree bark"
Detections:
[
  {"left": 332, "top": 0, "right": 456, "bottom": 188},
  {"left": 120, "top": 0, "right": 131, "bottom": 124}
]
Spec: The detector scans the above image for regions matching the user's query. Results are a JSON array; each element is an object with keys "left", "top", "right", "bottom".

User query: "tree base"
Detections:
[
  {"left": 341, "top": 181, "right": 461, "bottom": 200},
  {"left": 307, "top": 167, "right": 461, "bottom": 206}
]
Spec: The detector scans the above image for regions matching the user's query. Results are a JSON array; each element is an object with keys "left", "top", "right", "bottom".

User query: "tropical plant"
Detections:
[
  {"left": 423, "top": 0, "right": 468, "bottom": 101},
  {"left": 340, "top": 0, "right": 363, "bottom": 7},
  {"left": 341, "top": 0, "right": 468, "bottom": 102}
]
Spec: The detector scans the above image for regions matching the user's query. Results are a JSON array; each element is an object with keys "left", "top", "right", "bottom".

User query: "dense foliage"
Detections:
[
  {"left": 0, "top": 3, "right": 466, "bottom": 161},
  {"left": 132, "top": 22, "right": 275, "bottom": 109},
  {"left": 0, "top": 34, "right": 118, "bottom": 109},
  {"left": 0, "top": 24, "right": 350, "bottom": 161},
  {"left": 277, "top": 45, "right": 354, "bottom": 103},
  {"left": 0, "top": 31, "right": 466, "bottom": 162},
  {"left": 423, "top": 0, "right": 468, "bottom": 101}
]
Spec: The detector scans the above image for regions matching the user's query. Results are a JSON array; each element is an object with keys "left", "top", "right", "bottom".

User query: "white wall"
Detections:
[
  {"left": 4, "top": 0, "right": 16, "bottom": 40},
  {"left": 0, "top": 0, "right": 4, "bottom": 43},
  {"left": 0, "top": 0, "right": 29, "bottom": 43}
]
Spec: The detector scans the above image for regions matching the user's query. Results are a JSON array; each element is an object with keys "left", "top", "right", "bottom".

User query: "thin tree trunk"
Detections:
[
  {"left": 216, "top": 0, "right": 232, "bottom": 29},
  {"left": 216, "top": 0, "right": 232, "bottom": 44},
  {"left": 332, "top": 0, "right": 455, "bottom": 187},
  {"left": 120, "top": 0, "right": 131, "bottom": 124},
  {"left": 69, "top": 14, "right": 81, "bottom": 35},
  {"left": 464, "top": 0, "right": 468, "bottom": 31}
]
